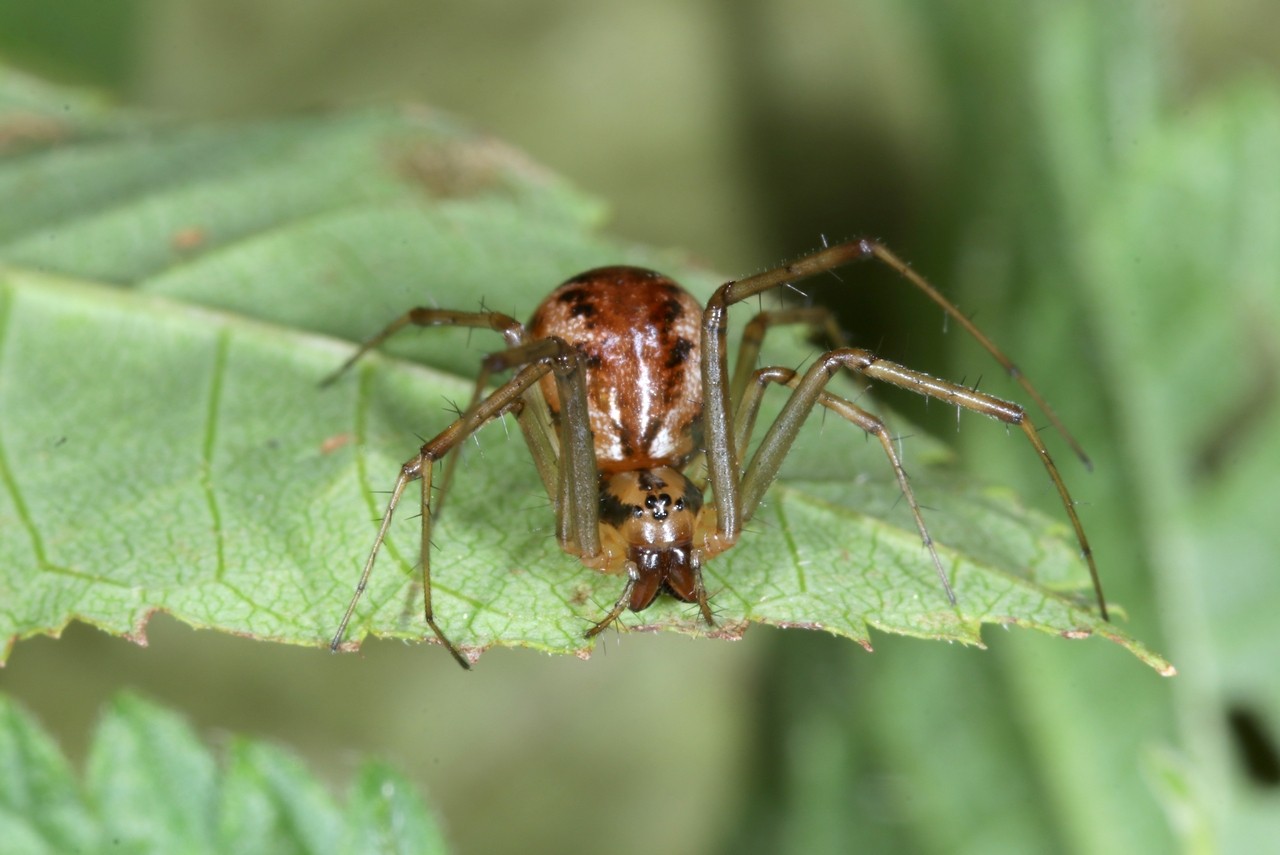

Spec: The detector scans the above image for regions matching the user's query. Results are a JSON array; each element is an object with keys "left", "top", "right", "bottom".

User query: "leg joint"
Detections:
[
  {"left": 821, "top": 348, "right": 874, "bottom": 376},
  {"left": 548, "top": 337, "right": 581, "bottom": 376},
  {"left": 703, "top": 290, "right": 730, "bottom": 336}
]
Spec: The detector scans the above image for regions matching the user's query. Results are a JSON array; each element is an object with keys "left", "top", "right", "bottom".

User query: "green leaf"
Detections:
[
  {"left": 0, "top": 69, "right": 1168, "bottom": 671},
  {"left": 0, "top": 691, "right": 448, "bottom": 854},
  {"left": 877, "top": 7, "right": 1280, "bottom": 852},
  {"left": 87, "top": 691, "right": 222, "bottom": 851},
  {"left": 343, "top": 762, "right": 450, "bottom": 855},
  {"left": 1075, "top": 80, "right": 1280, "bottom": 849},
  {"left": 0, "top": 691, "right": 97, "bottom": 854}
]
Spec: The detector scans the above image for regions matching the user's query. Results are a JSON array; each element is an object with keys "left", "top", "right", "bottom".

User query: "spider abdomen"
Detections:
[{"left": 529, "top": 266, "right": 703, "bottom": 471}]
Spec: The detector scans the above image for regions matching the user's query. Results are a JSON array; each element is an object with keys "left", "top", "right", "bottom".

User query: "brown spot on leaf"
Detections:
[
  {"left": 320, "top": 433, "right": 353, "bottom": 454},
  {"left": 0, "top": 113, "right": 67, "bottom": 153},
  {"left": 388, "top": 119, "right": 554, "bottom": 199},
  {"left": 171, "top": 226, "right": 207, "bottom": 252}
]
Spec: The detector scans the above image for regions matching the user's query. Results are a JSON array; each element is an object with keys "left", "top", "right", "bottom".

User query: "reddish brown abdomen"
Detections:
[{"left": 528, "top": 266, "right": 702, "bottom": 471}]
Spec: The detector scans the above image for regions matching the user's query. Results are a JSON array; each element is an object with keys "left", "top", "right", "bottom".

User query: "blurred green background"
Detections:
[{"left": 2, "top": 1, "right": 1279, "bottom": 853}]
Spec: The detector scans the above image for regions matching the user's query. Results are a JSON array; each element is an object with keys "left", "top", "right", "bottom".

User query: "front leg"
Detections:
[
  {"left": 700, "top": 290, "right": 742, "bottom": 545},
  {"left": 744, "top": 348, "right": 1105, "bottom": 619},
  {"left": 330, "top": 357, "right": 568, "bottom": 670},
  {"left": 715, "top": 238, "right": 1091, "bottom": 468},
  {"left": 478, "top": 337, "right": 602, "bottom": 560},
  {"left": 732, "top": 365, "right": 955, "bottom": 605},
  {"left": 319, "top": 307, "right": 525, "bottom": 387}
]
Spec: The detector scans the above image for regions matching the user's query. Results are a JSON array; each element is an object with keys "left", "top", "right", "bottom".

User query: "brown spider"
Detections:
[{"left": 326, "top": 239, "right": 1106, "bottom": 669}]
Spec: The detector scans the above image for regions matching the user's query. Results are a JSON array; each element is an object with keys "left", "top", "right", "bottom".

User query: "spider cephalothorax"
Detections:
[
  {"left": 597, "top": 467, "right": 705, "bottom": 614},
  {"left": 327, "top": 240, "right": 1107, "bottom": 669}
]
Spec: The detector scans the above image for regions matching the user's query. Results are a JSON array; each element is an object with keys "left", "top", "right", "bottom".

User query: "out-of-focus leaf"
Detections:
[{"left": 0, "top": 692, "right": 448, "bottom": 854}]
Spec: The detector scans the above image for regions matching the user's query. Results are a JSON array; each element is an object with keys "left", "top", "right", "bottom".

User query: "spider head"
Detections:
[{"left": 599, "top": 467, "right": 705, "bottom": 612}]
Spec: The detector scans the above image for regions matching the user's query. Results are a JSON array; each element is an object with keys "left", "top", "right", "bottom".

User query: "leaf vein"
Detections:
[
  {"left": 773, "top": 495, "right": 807, "bottom": 595},
  {"left": 202, "top": 329, "right": 229, "bottom": 582},
  {"left": 0, "top": 284, "right": 51, "bottom": 570}
]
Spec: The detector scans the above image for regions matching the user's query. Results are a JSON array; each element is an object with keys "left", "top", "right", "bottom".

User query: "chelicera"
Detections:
[{"left": 327, "top": 239, "right": 1107, "bottom": 669}]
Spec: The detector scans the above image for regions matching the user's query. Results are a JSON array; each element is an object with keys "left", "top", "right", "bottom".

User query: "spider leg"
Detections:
[
  {"left": 730, "top": 306, "right": 874, "bottom": 406},
  {"left": 319, "top": 307, "right": 525, "bottom": 387},
  {"left": 713, "top": 238, "right": 1091, "bottom": 469},
  {"left": 330, "top": 336, "right": 601, "bottom": 670},
  {"left": 685, "top": 304, "right": 880, "bottom": 492},
  {"left": 733, "top": 365, "right": 955, "bottom": 604},
  {"left": 743, "top": 348, "right": 1107, "bottom": 619},
  {"left": 477, "top": 337, "right": 602, "bottom": 559},
  {"left": 319, "top": 308, "right": 532, "bottom": 518},
  {"left": 437, "top": 342, "right": 553, "bottom": 518},
  {"left": 330, "top": 360, "right": 551, "bottom": 669},
  {"left": 583, "top": 571, "right": 638, "bottom": 639}
]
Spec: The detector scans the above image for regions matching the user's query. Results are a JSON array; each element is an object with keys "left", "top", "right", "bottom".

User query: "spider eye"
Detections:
[
  {"left": 632, "top": 506, "right": 644, "bottom": 518},
  {"left": 645, "top": 495, "right": 657, "bottom": 508},
  {"left": 675, "top": 498, "right": 685, "bottom": 511}
]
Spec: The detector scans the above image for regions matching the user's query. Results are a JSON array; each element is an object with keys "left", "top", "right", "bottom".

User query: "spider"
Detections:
[{"left": 326, "top": 239, "right": 1107, "bottom": 669}]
